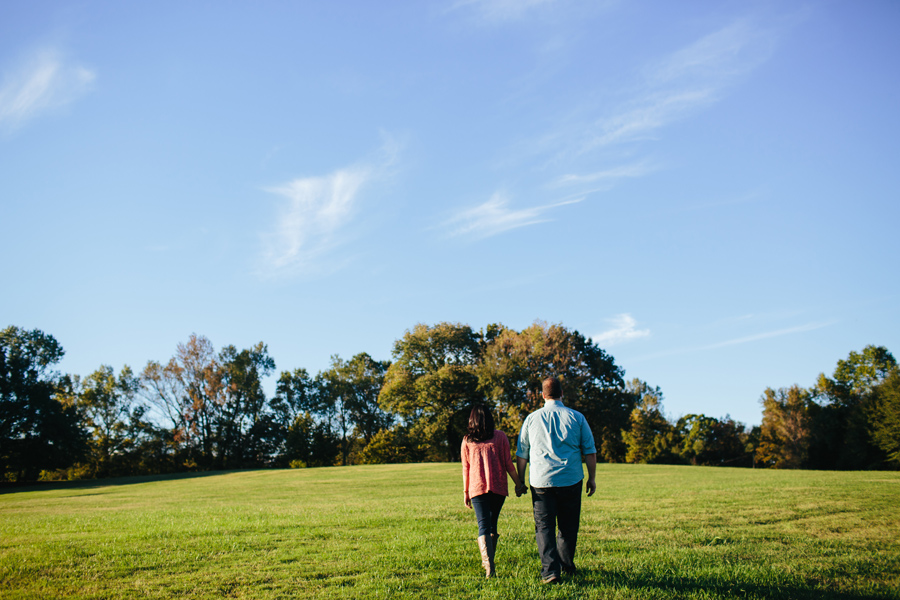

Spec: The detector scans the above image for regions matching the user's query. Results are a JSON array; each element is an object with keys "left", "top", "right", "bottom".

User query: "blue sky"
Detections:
[{"left": 2, "top": 0, "right": 898, "bottom": 427}]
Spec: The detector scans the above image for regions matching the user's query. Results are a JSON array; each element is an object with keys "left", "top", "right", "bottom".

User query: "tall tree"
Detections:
[
  {"left": 756, "top": 386, "right": 814, "bottom": 469},
  {"left": 217, "top": 342, "right": 276, "bottom": 468},
  {"left": 282, "top": 412, "right": 340, "bottom": 468},
  {"left": 340, "top": 353, "right": 392, "bottom": 446},
  {"left": 622, "top": 379, "right": 678, "bottom": 464},
  {"left": 315, "top": 357, "right": 355, "bottom": 466},
  {"left": 829, "top": 346, "right": 897, "bottom": 400},
  {"left": 317, "top": 352, "right": 392, "bottom": 464},
  {"left": 811, "top": 345, "right": 897, "bottom": 469},
  {"left": 79, "top": 365, "right": 142, "bottom": 477},
  {"left": 141, "top": 334, "right": 224, "bottom": 469},
  {"left": 872, "top": 368, "right": 900, "bottom": 467},
  {"left": 0, "top": 327, "right": 85, "bottom": 481},
  {"left": 272, "top": 368, "right": 318, "bottom": 424},
  {"left": 478, "top": 322, "right": 632, "bottom": 462},
  {"left": 357, "top": 424, "right": 428, "bottom": 465},
  {"left": 271, "top": 367, "right": 339, "bottom": 467},
  {"left": 677, "top": 414, "right": 750, "bottom": 467},
  {"left": 379, "top": 323, "right": 483, "bottom": 461}
]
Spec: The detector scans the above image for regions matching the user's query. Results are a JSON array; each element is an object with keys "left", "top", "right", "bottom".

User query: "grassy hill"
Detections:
[{"left": 1, "top": 463, "right": 898, "bottom": 599}]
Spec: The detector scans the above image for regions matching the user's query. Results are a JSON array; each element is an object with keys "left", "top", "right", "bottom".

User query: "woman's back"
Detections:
[{"left": 462, "top": 430, "right": 513, "bottom": 497}]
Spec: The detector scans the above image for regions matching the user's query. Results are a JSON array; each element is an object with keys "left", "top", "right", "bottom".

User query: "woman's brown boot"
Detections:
[
  {"left": 490, "top": 533, "right": 498, "bottom": 574},
  {"left": 477, "top": 535, "right": 495, "bottom": 578}
]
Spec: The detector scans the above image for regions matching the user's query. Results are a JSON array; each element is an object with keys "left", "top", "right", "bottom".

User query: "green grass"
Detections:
[{"left": 1, "top": 464, "right": 898, "bottom": 599}]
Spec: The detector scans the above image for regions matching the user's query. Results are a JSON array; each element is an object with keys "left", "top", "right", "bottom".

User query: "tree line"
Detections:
[
  {"left": 2, "top": 323, "right": 897, "bottom": 482},
  {"left": 619, "top": 343, "right": 899, "bottom": 470}
]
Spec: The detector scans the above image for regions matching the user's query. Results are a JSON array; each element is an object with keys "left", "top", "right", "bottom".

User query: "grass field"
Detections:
[{"left": 1, "top": 464, "right": 898, "bottom": 599}]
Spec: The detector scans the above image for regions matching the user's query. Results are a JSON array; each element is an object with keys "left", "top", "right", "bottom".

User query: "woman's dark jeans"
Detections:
[
  {"left": 530, "top": 481, "right": 582, "bottom": 580},
  {"left": 470, "top": 492, "right": 506, "bottom": 537}
]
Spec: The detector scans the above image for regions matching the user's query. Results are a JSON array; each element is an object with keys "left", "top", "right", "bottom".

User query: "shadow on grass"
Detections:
[
  {"left": 571, "top": 567, "right": 894, "bottom": 600},
  {"left": 0, "top": 470, "right": 233, "bottom": 495}
]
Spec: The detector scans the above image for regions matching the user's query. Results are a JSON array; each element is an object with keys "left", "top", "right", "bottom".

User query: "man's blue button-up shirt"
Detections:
[{"left": 516, "top": 400, "right": 596, "bottom": 488}]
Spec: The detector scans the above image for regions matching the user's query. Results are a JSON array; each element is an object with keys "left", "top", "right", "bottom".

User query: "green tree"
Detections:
[
  {"left": 341, "top": 353, "right": 392, "bottom": 446},
  {"left": 756, "top": 386, "right": 814, "bottom": 469},
  {"left": 316, "top": 359, "right": 354, "bottom": 466},
  {"left": 270, "top": 367, "right": 333, "bottom": 467},
  {"left": 872, "top": 368, "right": 900, "bottom": 467},
  {"left": 272, "top": 368, "right": 318, "bottom": 421},
  {"left": 829, "top": 346, "right": 897, "bottom": 400},
  {"left": 811, "top": 345, "right": 896, "bottom": 469},
  {"left": 217, "top": 342, "right": 276, "bottom": 468},
  {"left": 316, "top": 352, "right": 391, "bottom": 465},
  {"left": 621, "top": 379, "right": 679, "bottom": 464},
  {"left": 79, "top": 365, "right": 142, "bottom": 477},
  {"left": 282, "top": 412, "right": 340, "bottom": 468},
  {"left": 141, "top": 334, "right": 224, "bottom": 469},
  {"left": 479, "top": 322, "right": 632, "bottom": 462},
  {"left": 357, "top": 424, "right": 428, "bottom": 464},
  {"left": 379, "top": 323, "right": 483, "bottom": 461},
  {"left": 0, "top": 327, "right": 86, "bottom": 481},
  {"left": 677, "top": 414, "right": 750, "bottom": 467}
]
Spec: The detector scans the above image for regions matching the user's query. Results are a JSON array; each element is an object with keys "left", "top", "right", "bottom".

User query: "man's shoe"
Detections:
[{"left": 541, "top": 574, "right": 561, "bottom": 584}]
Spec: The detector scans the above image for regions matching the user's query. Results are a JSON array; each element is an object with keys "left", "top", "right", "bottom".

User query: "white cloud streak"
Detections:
[
  {"left": 439, "top": 14, "right": 780, "bottom": 242},
  {"left": 442, "top": 191, "right": 582, "bottom": 239},
  {"left": 553, "top": 162, "right": 655, "bottom": 187},
  {"left": 594, "top": 314, "right": 650, "bottom": 347},
  {"left": 578, "top": 19, "right": 776, "bottom": 156},
  {"left": 650, "top": 20, "right": 774, "bottom": 85},
  {"left": 259, "top": 135, "right": 401, "bottom": 278},
  {"left": 0, "top": 48, "right": 95, "bottom": 130},
  {"left": 629, "top": 320, "right": 837, "bottom": 362},
  {"left": 696, "top": 321, "right": 835, "bottom": 351},
  {"left": 260, "top": 166, "right": 372, "bottom": 277},
  {"left": 449, "top": 0, "right": 559, "bottom": 22}
]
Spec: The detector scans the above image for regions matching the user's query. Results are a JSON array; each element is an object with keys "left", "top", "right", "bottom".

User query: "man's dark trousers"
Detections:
[{"left": 530, "top": 481, "right": 582, "bottom": 580}]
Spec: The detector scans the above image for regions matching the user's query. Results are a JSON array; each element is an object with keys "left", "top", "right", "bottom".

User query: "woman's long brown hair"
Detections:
[{"left": 466, "top": 404, "right": 495, "bottom": 443}]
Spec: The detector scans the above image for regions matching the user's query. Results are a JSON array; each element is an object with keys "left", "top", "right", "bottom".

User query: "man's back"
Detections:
[{"left": 517, "top": 400, "right": 595, "bottom": 488}]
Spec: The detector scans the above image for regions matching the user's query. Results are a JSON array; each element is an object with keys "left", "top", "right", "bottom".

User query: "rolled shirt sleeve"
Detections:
[
  {"left": 579, "top": 414, "right": 596, "bottom": 456},
  {"left": 516, "top": 417, "right": 531, "bottom": 459}
]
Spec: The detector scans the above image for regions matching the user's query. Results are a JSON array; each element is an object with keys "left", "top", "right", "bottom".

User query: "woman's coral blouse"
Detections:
[{"left": 461, "top": 430, "right": 515, "bottom": 498}]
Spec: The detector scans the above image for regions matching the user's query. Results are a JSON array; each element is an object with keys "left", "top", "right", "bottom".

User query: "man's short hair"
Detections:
[{"left": 542, "top": 377, "right": 562, "bottom": 399}]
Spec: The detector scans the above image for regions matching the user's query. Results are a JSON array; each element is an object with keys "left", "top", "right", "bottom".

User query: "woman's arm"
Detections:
[
  {"left": 501, "top": 433, "right": 523, "bottom": 489},
  {"left": 461, "top": 439, "right": 472, "bottom": 508}
]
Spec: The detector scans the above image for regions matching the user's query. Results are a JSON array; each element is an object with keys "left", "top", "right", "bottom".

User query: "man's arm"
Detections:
[
  {"left": 583, "top": 453, "right": 597, "bottom": 496},
  {"left": 516, "top": 456, "right": 528, "bottom": 496}
]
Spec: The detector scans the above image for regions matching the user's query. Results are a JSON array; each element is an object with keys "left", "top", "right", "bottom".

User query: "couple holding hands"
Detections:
[{"left": 461, "top": 377, "right": 598, "bottom": 584}]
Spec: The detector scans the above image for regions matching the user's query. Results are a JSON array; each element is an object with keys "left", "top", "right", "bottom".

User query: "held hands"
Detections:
[{"left": 515, "top": 483, "right": 528, "bottom": 497}]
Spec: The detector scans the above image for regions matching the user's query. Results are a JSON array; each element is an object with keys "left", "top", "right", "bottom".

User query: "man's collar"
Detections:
[{"left": 543, "top": 398, "right": 565, "bottom": 407}]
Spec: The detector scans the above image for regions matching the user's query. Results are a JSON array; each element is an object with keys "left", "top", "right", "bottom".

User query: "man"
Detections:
[{"left": 516, "top": 376, "right": 597, "bottom": 584}]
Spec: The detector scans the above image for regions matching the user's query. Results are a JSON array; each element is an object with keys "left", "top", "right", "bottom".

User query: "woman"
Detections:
[{"left": 461, "top": 404, "right": 524, "bottom": 578}]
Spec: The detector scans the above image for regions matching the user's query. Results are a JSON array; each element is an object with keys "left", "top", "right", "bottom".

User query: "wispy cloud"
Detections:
[
  {"left": 260, "top": 166, "right": 371, "bottom": 277},
  {"left": 582, "top": 89, "right": 716, "bottom": 151},
  {"left": 441, "top": 191, "right": 582, "bottom": 239},
  {"left": 578, "top": 19, "right": 776, "bottom": 156},
  {"left": 649, "top": 19, "right": 775, "bottom": 85},
  {"left": 439, "top": 14, "right": 782, "bottom": 242},
  {"left": 0, "top": 48, "right": 95, "bottom": 131},
  {"left": 629, "top": 320, "right": 836, "bottom": 362},
  {"left": 594, "top": 314, "right": 650, "bottom": 347},
  {"left": 448, "top": 0, "right": 559, "bottom": 22},
  {"left": 697, "top": 321, "right": 835, "bottom": 351},
  {"left": 553, "top": 162, "right": 655, "bottom": 187},
  {"left": 259, "top": 136, "right": 401, "bottom": 278}
]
